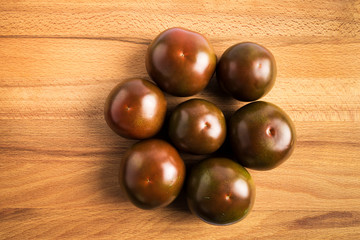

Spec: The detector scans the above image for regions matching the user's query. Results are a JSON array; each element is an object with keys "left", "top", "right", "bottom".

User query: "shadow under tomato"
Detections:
[
  {"left": 166, "top": 162, "right": 196, "bottom": 214},
  {"left": 196, "top": 74, "right": 243, "bottom": 120}
]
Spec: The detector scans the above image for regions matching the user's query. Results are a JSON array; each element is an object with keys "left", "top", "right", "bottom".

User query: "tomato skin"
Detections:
[
  {"left": 217, "top": 42, "right": 276, "bottom": 101},
  {"left": 104, "top": 79, "right": 167, "bottom": 139},
  {"left": 187, "top": 158, "right": 255, "bottom": 225},
  {"left": 230, "top": 101, "right": 296, "bottom": 170},
  {"left": 146, "top": 27, "right": 217, "bottom": 97},
  {"left": 168, "top": 99, "right": 226, "bottom": 155},
  {"left": 119, "top": 139, "right": 185, "bottom": 209}
]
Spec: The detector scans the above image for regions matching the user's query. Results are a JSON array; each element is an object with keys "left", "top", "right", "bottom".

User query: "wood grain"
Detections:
[{"left": 1, "top": 0, "right": 360, "bottom": 239}]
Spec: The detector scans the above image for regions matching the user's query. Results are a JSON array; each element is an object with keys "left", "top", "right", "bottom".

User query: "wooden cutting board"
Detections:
[{"left": 1, "top": 1, "right": 359, "bottom": 239}]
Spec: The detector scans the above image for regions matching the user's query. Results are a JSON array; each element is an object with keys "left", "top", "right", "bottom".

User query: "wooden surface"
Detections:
[{"left": 1, "top": 0, "right": 360, "bottom": 239}]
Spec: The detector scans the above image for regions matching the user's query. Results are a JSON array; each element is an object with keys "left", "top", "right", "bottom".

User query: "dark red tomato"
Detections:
[
  {"left": 119, "top": 139, "right": 185, "bottom": 209},
  {"left": 217, "top": 42, "right": 277, "bottom": 101},
  {"left": 230, "top": 101, "right": 296, "bottom": 170},
  {"left": 168, "top": 99, "right": 226, "bottom": 154},
  {"left": 187, "top": 158, "right": 255, "bottom": 225},
  {"left": 145, "top": 27, "right": 217, "bottom": 97},
  {"left": 104, "top": 79, "right": 167, "bottom": 139}
]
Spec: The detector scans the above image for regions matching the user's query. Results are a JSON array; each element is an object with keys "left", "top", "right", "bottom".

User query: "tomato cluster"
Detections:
[{"left": 104, "top": 27, "right": 296, "bottom": 225}]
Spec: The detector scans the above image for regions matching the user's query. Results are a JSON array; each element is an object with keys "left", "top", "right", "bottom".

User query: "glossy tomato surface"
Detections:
[
  {"left": 104, "top": 79, "right": 167, "bottom": 139},
  {"left": 217, "top": 42, "right": 276, "bottom": 101},
  {"left": 168, "top": 99, "right": 226, "bottom": 154},
  {"left": 119, "top": 139, "right": 185, "bottom": 209},
  {"left": 146, "top": 27, "right": 217, "bottom": 96},
  {"left": 187, "top": 158, "right": 255, "bottom": 225},
  {"left": 230, "top": 101, "right": 296, "bottom": 170}
]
